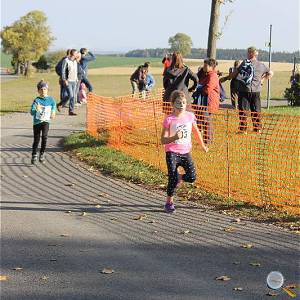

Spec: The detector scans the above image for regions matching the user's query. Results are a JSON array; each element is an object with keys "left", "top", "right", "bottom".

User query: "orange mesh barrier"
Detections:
[{"left": 87, "top": 91, "right": 300, "bottom": 214}]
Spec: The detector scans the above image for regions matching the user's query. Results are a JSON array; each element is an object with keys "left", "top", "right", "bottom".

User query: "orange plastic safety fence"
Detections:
[{"left": 87, "top": 92, "right": 300, "bottom": 214}]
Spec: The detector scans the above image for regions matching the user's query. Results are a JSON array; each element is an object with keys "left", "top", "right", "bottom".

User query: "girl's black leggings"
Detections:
[
  {"left": 166, "top": 151, "right": 196, "bottom": 197},
  {"left": 32, "top": 122, "right": 49, "bottom": 155}
]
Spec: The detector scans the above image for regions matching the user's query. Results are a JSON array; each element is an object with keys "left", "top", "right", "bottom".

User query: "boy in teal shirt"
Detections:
[{"left": 30, "top": 80, "right": 56, "bottom": 164}]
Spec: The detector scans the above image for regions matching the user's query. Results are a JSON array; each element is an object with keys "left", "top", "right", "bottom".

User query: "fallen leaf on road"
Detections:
[
  {"left": 215, "top": 275, "right": 231, "bottom": 281},
  {"left": 249, "top": 262, "right": 261, "bottom": 267},
  {"left": 41, "top": 276, "right": 48, "bottom": 281},
  {"left": 12, "top": 267, "right": 23, "bottom": 271},
  {"left": 266, "top": 291, "right": 278, "bottom": 296},
  {"left": 153, "top": 230, "right": 158, "bottom": 234},
  {"left": 110, "top": 217, "right": 118, "bottom": 221},
  {"left": 22, "top": 175, "right": 28, "bottom": 178},
  {"left": 98, "top": 193, "right": 108, "bottom": 197},
  {"left": 0, "top": 276, "right": 8, "bottom": 281},
  {"left": 60, "top": 234, "right": 69, "bottom": 237},
  {"left": 241, "top": 243, "right": 253, "bottom": 249},
  {"left": 65, "top": 211, "right": 72, "bottom": 214},
  {"left": 100, "top": 268, "right": 114, "bottom": 274},
  {"left": 94, "top": 205, "right": 101, "bottom": 208},
  {"left": 148, "top": 220, "right": 156, "bottom": 224},
  {"left": 181, "top": 230, "right": 190, "bottom": 234},
  {"left": 282, "top": 287, "right": 297, "bottom": 298},
  {"left": 224, "top": 227, "right": 236, "bottom": 232},
  {"left": 133, "top": 214, "right": 147, "bottom": 221},
  {"left": 81, "top": 212, "right": 87, "bottom": 216},
  {"left": 233, "top": 287, "right": 243, "bottom": 291},
  {"left": 231, "top": 218, "right": 241, "bottom": 223},
  {"left": 65, "top": 183, "right": 74, "bottom": 187}
]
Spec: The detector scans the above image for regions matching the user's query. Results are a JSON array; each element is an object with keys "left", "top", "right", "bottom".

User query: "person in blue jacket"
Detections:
[
  {"left": 30, "top": 81, "right": 56, "bottom": 165},
  {"left": 80, "top": 48, "right": 96, "bottom": 92}
]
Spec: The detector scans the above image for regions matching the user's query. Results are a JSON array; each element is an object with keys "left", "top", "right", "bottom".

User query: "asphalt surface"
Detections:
[{"left": 1, "top": 106, "right": 299, "bottom": 300}]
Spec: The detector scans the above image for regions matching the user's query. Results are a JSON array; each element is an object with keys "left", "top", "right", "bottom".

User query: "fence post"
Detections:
[
  {"left": 226, "top": 109, "right": 231, "bottom": 198},
  {"left": 152, "top": 99, "right": 162, "bottom": 169}
]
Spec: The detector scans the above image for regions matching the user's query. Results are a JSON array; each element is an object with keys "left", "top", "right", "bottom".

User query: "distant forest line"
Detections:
[{"left": 125, "top": 48, "right": 300, "bottom": 63}]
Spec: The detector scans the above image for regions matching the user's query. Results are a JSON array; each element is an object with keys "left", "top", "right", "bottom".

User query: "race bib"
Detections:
[
  {"left": 36, "top": 105, "right": 52, "bottom": 121},
  {"left": 170, "top": 123, "right": 192, "bottom": 145}
]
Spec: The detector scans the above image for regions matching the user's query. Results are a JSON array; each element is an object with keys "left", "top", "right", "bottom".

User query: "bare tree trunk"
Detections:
[{"left": 207, "top": 0, "right": 221, "bottom": 59}]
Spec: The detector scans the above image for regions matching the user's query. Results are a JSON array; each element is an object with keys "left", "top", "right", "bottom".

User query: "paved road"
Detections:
[{"left": 1, "top": 107, "right": 299, "bottom": 300}]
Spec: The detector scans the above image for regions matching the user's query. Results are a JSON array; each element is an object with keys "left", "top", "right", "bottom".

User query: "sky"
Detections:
[{"left": 1, "top": 0, "right": 299, "bottom": 53}]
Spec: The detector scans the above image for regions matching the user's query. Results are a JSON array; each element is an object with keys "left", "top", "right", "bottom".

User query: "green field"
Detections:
[
  {"left": 1, "top": 52, "right": 12, "bottom": 69},
  {"left": 2, "top": 72, "right": 299, "bottom": 115}
]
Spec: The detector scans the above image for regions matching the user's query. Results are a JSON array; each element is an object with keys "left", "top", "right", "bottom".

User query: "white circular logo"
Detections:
[{"left": 266, "top": 271, "right": 284, "bottom": 290}]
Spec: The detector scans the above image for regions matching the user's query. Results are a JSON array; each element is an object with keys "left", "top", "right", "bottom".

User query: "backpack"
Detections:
[
  {"left": 236, "top": 59, "right": 254, "bottom": 88},
  {"left": 55, "top": 57, "right": 65, "bottom": 77}
]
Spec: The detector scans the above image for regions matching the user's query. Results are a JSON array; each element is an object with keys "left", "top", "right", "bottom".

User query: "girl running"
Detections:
[{"left": 161, "top": 90, "right": 208, "bottom": 213}]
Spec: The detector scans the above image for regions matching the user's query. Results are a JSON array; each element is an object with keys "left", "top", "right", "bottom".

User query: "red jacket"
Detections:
[{"left": 199, "top": 70, "right": 220, "bottom": 113}]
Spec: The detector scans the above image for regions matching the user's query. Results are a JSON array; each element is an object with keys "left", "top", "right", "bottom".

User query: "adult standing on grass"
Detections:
[
  {"left": 30, "top": 80, "right": 56, "bottom": 165},
  {"left": 229, "top": 46, "right": 273, "bottom": 133},
  {"left": 55, "top": 49, "right": 70, "bottom": 107},
  {"left": 163, "top": 51, "right": 198, "bottom": 105},
  {"left": 79, "top": 48, "right": 96, "bottom": 93},
  {"left": 161, "top": 90, "right": 208, "bottom": 213},
  {"left": 57, "top": 49, "right": 78, "bottom": 116},
  {"left": 229, "top": 60, "right": 240, "bottom": 109}
]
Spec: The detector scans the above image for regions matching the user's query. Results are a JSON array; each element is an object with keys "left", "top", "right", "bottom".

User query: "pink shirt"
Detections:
[{"left": 163, "top": 111, "right": 196, "bottom": 154}]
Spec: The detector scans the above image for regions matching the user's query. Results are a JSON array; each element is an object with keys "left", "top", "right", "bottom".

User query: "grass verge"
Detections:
[{"left": 64, "top": 131, "right": 300, "bottom": 231}]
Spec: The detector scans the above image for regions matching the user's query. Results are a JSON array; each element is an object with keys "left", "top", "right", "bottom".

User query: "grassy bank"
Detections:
[{"left": 64, "top": 132, "right": 300, "bottom": 230}]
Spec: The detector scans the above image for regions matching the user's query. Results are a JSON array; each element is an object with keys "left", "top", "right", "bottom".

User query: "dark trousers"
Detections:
[
  {"left": 166, "top": 151, "right": 196, "bottom": 196},
  {"left": 238, "top": 91, "right": 262, "bottom": 131},
  {"left": 81, "top": 76, "right": 93, "bottom": 92},
  {"left": 32, "top": 122, "right": 49, "bottom": 156}
]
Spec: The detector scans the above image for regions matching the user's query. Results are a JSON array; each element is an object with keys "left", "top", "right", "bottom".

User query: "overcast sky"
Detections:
[{"left": 1, "top": 0, "right": 299, "bottom": 53}]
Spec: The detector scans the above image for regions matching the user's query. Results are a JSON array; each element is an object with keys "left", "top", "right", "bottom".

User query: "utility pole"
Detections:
[{"left": 267, "top": 24, "right": 272, "bottom": 109}]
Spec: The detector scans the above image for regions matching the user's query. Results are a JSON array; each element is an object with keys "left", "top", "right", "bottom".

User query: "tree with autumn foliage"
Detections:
[{"left": 1, "top": 10, "right": 54, "bottom": 76}]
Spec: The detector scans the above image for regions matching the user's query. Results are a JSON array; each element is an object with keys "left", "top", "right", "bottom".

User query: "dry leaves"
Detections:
[
  {"left": 0, "top": 275, "right": 8, "bottom": 281},
  {"left": 133, "top": 214, "right": 147, "bottom": 221},
  {"left": 241, "top": 243, "right": 254, "bottom": 249},
  {"left": 249, "top": 262, "right": 261, "bottom": 267},
  {"left": 285, "top": 284, "right": 299, "bottom": 289},
  {"left": 148, "top": 220, "right": 156, "bottom": 224},
  {"left": 224, "top": 227, "right": 236, "bottom": 233},
  {"left": 110, "top": 217, "right": 118, "bottom": 221},
  {"left": 266, "top": 291, "right": 278, "bottom": 296},
  {"left": 100, "top": 268, "right": 114, "bottom": 274},
  {"left": 181, "top": 229, "right": 190, "bottom": 234},
  {"left": 215, "top": 275, "right": 231, "bottom": 281},
  {"left": 232, "top": 217, "right": 241, "bottom": 223},
  {"left": 60, "top": 234, "right": 69, "bottom": 237},
  {"left": 65, "top": 183, "right": 74, "bottom": 187},
  {"left": 41, "top": 276, "right": 48, "bottom": 281}
]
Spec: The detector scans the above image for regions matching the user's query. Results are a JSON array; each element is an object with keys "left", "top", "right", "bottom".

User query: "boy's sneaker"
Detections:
[
  {"left": 31, "top": 154, "right": 38, "bottom": 165},
  {"left": 39, "top": 153, "right": 45, "bottom": 164},
  {"left": 164, "top": 202, "right": 176, "bottom": 213}
]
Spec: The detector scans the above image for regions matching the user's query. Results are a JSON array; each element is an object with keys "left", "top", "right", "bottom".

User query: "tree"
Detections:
[
  {"left": 168, "top": 33, "right": 193, "bottom": 57},
  {"left": 207, "top": 0, "right": 234, "bottom": 59},
  {"left": 32, "top": 55, "right": 50, "bottom": 72},
  {"left": 1, "top": 10, "right": 54, "bottom": 76}
]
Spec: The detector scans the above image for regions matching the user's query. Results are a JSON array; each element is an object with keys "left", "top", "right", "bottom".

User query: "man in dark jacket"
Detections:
[{"left": 79, "top": 48, "right": 96, "bottom": 92}]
